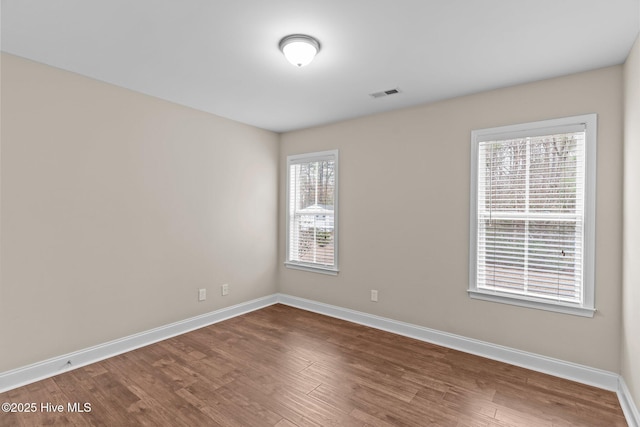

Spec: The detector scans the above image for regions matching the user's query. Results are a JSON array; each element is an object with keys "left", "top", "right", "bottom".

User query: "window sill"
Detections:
[
  {"left": 284, "top": 262, "right": 338, "bottom": 275},
  {"left": 468, "top": 290, "right": 595, "bottom": 318}
]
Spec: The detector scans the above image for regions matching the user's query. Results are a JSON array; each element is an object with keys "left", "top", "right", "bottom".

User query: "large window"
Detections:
[
  {"left": 469, "top": 114, "right": 596, "bottom": 317},
  {"left": 286, "top": 150, "right": 338, "bottom": 274}
]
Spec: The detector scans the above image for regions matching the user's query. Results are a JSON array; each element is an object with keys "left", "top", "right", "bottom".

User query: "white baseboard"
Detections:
[
  {"left": 618, "top": 377, "right": 640, "bottom": 427},
  {"left": 276, "top": 293, "right": 620, "bottom": 392},
  {"left": 2, "top": 292, "right": 635, "bottom": 427},
  {"left": 0, "top": 294, "right": 278, "bottom": 393}
]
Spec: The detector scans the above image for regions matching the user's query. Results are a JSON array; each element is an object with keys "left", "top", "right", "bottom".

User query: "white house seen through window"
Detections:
[{"left": 286, "top": 150, "right": 338, "bottom": 274}]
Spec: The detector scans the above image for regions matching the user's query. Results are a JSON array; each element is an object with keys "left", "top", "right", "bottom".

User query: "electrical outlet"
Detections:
[
  {"left": 198, "top": 288, "right": 206, "bottom": 301},
  {"left": 371, "top": 289, "right": 378, "bottom": 302},
  {"left": 221, "top": 283, "right": 229, "bottom": 296}
]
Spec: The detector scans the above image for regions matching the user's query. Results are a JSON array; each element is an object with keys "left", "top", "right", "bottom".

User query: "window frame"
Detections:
[
  {"left": 468, "top": 114, "right": 597, "bottom": 317},
  {"left": 285, "top": 150, "right": 339, "bottom": 275}
]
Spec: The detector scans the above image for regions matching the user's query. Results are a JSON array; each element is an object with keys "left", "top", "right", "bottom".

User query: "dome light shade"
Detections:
[{"left": 279, "top": 34, "right": 320, "bottom": 67}]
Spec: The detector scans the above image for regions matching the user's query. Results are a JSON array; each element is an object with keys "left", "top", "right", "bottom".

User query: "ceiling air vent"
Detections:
[{"left": 369, "top": 88, "right": 401, "bottom": 98}]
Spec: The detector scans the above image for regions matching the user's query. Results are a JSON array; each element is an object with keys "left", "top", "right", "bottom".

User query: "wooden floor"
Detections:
[{"left": 0, "top": 304, "right": 627, "bottom": 426}]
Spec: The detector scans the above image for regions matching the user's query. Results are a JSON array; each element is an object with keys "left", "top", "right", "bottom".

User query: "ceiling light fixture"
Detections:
[{"left": 279, "top": 34, "right": 320, "bottom": 67}]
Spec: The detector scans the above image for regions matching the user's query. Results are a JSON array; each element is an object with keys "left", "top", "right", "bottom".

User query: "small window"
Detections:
[
  {"left": 286, "top": 150, "right": 338, "bottom": 274},
  {"left": 469, "top": 114, "right": 596, "bottom": 317}
]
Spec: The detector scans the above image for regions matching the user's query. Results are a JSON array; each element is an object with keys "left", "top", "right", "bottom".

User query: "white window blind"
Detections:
[
  {"left": 286, "top": 150, "right": 338, "bottom": 274},
  {"left": 469, "top": 115, "right": 596, "bottom": 316}
]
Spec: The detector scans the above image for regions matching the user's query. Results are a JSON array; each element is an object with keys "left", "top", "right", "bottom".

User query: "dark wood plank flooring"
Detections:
[{"left": 0, "top": 304, "right": 627, "bottom": 426}]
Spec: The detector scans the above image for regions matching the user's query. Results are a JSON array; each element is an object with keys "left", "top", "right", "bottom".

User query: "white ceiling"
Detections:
[{"left": 2, "top": 0, "right": 639, "bottom": 133}]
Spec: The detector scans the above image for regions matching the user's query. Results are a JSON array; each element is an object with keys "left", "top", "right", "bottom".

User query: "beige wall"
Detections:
[
  {"left": 623, "top": 34, "right": 640, "bottom": 410},
  {"left": 0, "top": 53, "right": 279, "bottom": 372},
  {"left": 279, "top": 66, "right": 624, "bottom": 372},
  {"left": 0, "top": 51, "right": 627, "bottom": 379}
]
